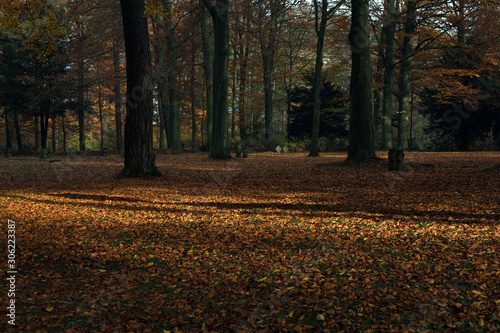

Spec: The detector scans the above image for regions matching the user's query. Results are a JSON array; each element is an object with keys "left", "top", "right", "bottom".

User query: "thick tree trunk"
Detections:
[
  {"left": 113, "top": 42, "right": 123, "bottom": 153},
  {"left": 200, "top": 1, "right": 214, "bottom": 151},
  {"left": 118, "top": 0, "right": 160, "bottom": 177},
  {"left": 13, "top": 108, "right": 23, "bottom": 152},
  {"left": 382, "top": 0, "right": 398, "bottom": 150},
  {"left": 347, "top": 0, "right": 375, "bottom": 161},
  {"left": 397, "top": 0, "right": 417, "bottom": 150},
  {"left": 202, "top": 0, "right": 230, "bottom": 159}
]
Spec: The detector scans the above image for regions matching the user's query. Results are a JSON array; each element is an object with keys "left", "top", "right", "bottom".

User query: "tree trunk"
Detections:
[
  {"left": 40, "top": 101, "right": 49, "bottom": 150},
  {"left": 191, "top": 43, "right": 197, "bottom": 151},
  {"left": 118, "top": 0, "right": 160, "bottom": 177},
  {"left": 62, "top": 114, "right": 67, "bottom": 152},
  {"left": 261, "top": 39, "right": 275, "bottom": 152},
  {"left": 51, "top": 114, "right": 56, "bottom": 151},
  {"left": 98, "top": 82, "right": 104, "bottom": 152},
  {"left": 4, "top": 108, "right": 13, "bottom": 152},
  {"left": 200, "top": 1, "right": 214, "bottom": 151},
  {"left": 165, "top": 0, "right": 182, "bottom": 155},
  {"left": 77, "top": 58, "right": 86, "bottom": 152},
  {"left": 35, "top": 115, "right": 40, "bottom": 152},
  {"left": 310, "top": 0, "right": 345, "bottom": 157},
  {"left": 202, "top": 0, "right": 230, "bottom": 159},
  {"left": 13, "top": 108, "right": 23, "bottom": 152},
  {"left": 113, "top": 42, "right": 123, "bottom": 153},
  {"left": 231, "top": 43, "right": 237, "bottom": 140},
  {"left": 239, "top": 44, "right": 249, "bottom": 142},
  {"left": 347, "top": 0, "right": 375, "bottom": 161},
  {"left": 397, "top": 0, "right": 417, "bottom": 150},
  {"left": 381, "top": 0, "right": 398, "bottom": 150},
  {"left": 310, "top": 0, "right": 328, "bottom": 157}
]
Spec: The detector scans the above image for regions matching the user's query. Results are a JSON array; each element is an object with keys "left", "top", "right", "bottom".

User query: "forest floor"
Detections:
[{"left": 1, "top": 151, "right": 499, "bottom": 332}]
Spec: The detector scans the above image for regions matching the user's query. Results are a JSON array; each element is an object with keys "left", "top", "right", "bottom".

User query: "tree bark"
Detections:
[
  {"left": 347, "top": 0, "right": 375, "bottom": 161},
  {"left": 13, "top": 108, "right": 23, "bottom": 152},
  {"left": 261, "top": 39, "right": 276, "bottom": 152},
  {"left": 165, "top": 0, "right": 182, "bottom": 155},
  {"left": 77, "top": 57, "right": 86, "bottom": 152},
  {"left": 51, "top": 114, "right": 56, "bottom": 151},
  {"left": 4, "top": 108, "right": 13, "bottom": 152},
  {"left": 381, "top": 0, "right": 398, "bottom": 150},
  {"left": 397, "top": 0, "right": 417, "bottom": 150},
  {"left": 200, "top": 1, "right": 214, "bottom": 150},
  {"left": 202, "top": 0, "right": 230, "bottom": 159},
  {"left": 98, "top": 82, "right": 104, "bottom": 152},
  {"left": 118, "top": 0, "right": 160, "bottom": 177},
  {"left": 40, "top": 99, "right": 50, "bottom": 150},
  {"left": 34, "top": 115, "right": 40, "bottom": 152},
  {"left": 239, "top": 43, "right": 249, "bottom": 142},
  {"left": 191, "top": 42, "right": 197, "bottom": 151},
  {"left": 62, "top": 114, "right": 67, "bottom": 152},
  {"left": 113, "top": 42, "right": 123, "bottom": 153}
]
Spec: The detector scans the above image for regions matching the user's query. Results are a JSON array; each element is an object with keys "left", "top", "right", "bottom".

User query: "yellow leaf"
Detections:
[
  {"left": 46, "top": 306, "right": 53, "bottom": 312},
  {"left": 258, "top": 277, "right": 267, "bottom": 282},
  {"left": 494, "top": 299, "right": 500, "bottom": 304},
  {"left": 146, "top": 262, "right": 154, "bottom": 266},
  {"left": 479, "top": 318, "right": 485, "bottom": 326},
  {"left": 287, "top": 311, "right": 294, "bottom": 317},
  {"left": 316, "top": 314, "right": 325, "bottom": 321},
  {"left": 99, "top": 269, "right": 106, "bottom": 273}
]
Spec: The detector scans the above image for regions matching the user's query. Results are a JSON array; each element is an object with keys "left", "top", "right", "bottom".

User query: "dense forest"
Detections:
[{"left": 1, "top": 0, "right": 499, "bottom": 160}]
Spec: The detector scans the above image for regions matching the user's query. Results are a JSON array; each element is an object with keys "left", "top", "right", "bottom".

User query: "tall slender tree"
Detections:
[
  {"left": 309, "top": 0, "right": 345, "bottom": 157},
  {"left": 397, "top": 0, "right": 417, "bottom": 150},
  {"left": 118, "top": 0, "right": 160, "bottom": 177},
  {"left": 381, "top": 0, "right": 399, "bottom": 150}
]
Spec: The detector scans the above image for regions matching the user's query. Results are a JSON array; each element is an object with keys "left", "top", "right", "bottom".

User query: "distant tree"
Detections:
[
  {"left": 118, "top": 0, "right": 160, "bottom": 177},
  {"left": 288, "top": 75, "right": 348, "bottom": 140}
]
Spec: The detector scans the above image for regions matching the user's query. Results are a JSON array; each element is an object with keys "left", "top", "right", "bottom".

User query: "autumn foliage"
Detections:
[{"left": 1, "top": 152, "right": 499, "bottom": 332}]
